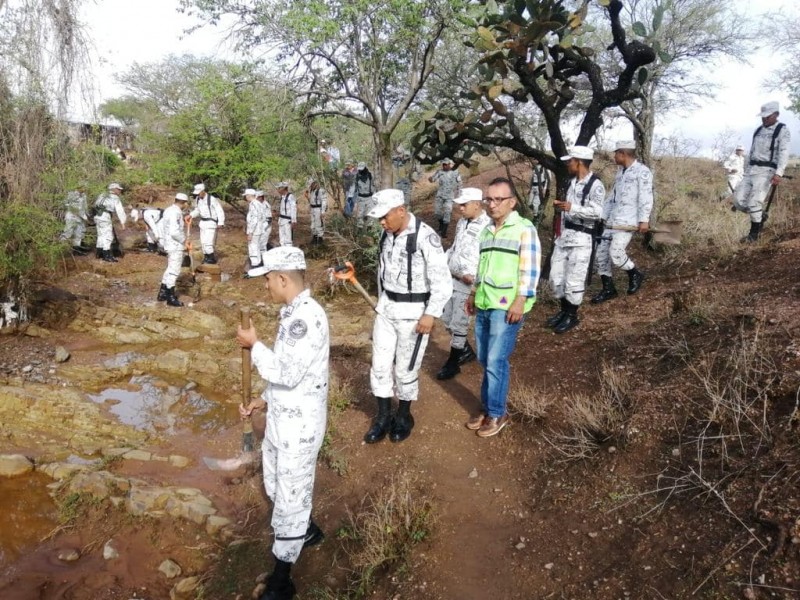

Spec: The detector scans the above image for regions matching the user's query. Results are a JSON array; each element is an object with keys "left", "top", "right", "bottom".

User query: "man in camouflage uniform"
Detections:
[
  {"left": 547, "top": 146, "right": 605, "bottom": 333},
  {"left": 189, "top": 183, "right": 225, "bottom": 264},
  {"left": 238, "top": 246, "right": 329, "bottom": 600},
  {"left": 591, "top": 140, "right": 653, "bottom": 304},
  {"left": 157, "top": 193, "right": 190, "bottom": 307},
  {"left": 256, "top": 190, "right": 274, "bottom": 253},
  {"left": 436, "top": 187, "right": 491, "bottom": 380},
  {"left": 94, "top": 183, "right": 127, "bottom": 263},
  {"left": 733, "top": 101, "right": 791, "bottom": 243},
  {"left": 305, "top": 177, "right": 328, "bottom": 245},
  {"left": 363, "top": 189, "right": 452, "bottom": 444},
  {"left": 527, "top": 160, "right": 549, "bottom": 220},
  {"left": 245, "top": 189, "right": 265, "bottom": 269},
  {"left": 429, "top": 157, "right": 462, "bottom": 238},
  {"left": 276, "top": 182, "right": 297, "bottom": 247},
  {"left": 723, "top": 145, "right": 745, "bottom": 194},
  {"left": 354, "top": 162, "right": 376, "bottom": 227},
  {"left": 60, "top": 184, "right": 89, "bottom": 254}
]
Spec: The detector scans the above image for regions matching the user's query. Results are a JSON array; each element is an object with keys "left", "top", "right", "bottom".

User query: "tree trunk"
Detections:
[
  {"left": 373, "top": 129, "right": 394, "bottom": 190},
  {"left": 631, "top": 94, "right": 655, "bottom": 167}
]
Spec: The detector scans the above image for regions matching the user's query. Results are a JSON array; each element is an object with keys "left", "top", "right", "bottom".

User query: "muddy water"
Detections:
[
  {"left": 88, "top": 374, "right": 237, "bottom": 435},
  {"left": 0, "top": 473, "right": 58, "bottom": 568}
]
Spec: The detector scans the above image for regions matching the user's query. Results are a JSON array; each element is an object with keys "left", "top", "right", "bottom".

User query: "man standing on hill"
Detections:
[
  {"left": 363, "top": 189, "right": 452, "bottom": 445},
  {"left": 189, "top": 183, "right": 225, "bottom": 264},
  {"left": 527, "top": 159, "right": 549, "bottom": 221},
  {"left": 60, "top": 184, "right": 89, "bottom": 254},
  {"left": 276, "top": 182, "right": 297, "bottom": 247},
  {"left": 245, "top": 189, "right": 264, "bottom": 269},
  {"left": 342, "top": 161, "right": 357, "bottom": 217},
  {"left": 429, "top": 157, "right": 462, "bottom": 238},
  {"left": 305, "top": 177, "right": 328, "bottom": 246},
  {"left": 158, "top": 193, "right": 190, "bottom": 307},
  {"left": 436, "top": 187, "right": 491, "bottom": 380},
  {"left": 723, "top": 145, "right": 745, "bottom": 193},
  {"left": 547, "top": 146, "right": 605, "bottom": 333},
  {"left": 591, "top": 140, "right": 653, "bottom": 304},
  {"left": 256, "top": 190, "right": 274, "bottom": 253},
  {"left": 466, "top": 177, "right": 540, "bottom": 437},
  {"left": 94, "top": 183, "right": 127, "bottom": 263},
  {"left": 733, "top": 101, "right": 791, "bottom": 243},
  {"left": 354, "top": 162, "right": 376, "bottom": 227}
]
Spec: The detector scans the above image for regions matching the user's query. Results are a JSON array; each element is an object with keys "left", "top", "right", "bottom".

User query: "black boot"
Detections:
[
  {"left": 201, "top": 253, "right": 211, "bottom": 264},
  {"left": 626, "top": 268, "right": 645, "bottom": 295},
  {"left": 102, "top": 249, "right": 118, "bottom": 263},
  {"left": 71, "top": 245, "right": 88, "bottom": 255},
  {"left": 157, "top": 283, "right": 168, "bottom": 302},
  {"left": 390, "top": 400, "right": 414, "bottom": 443},
  {"left": 546, "top": 298, "right": 569, "bottom": 328},
  {"left": 591, "top": 275, "right": 617, "bottom": 304},
  {"left": 95, "top": 247, "right": 103, "bottom": 259},
  {"left": 436, "top": 346, "right": 462, "bottom": 380},
  {"left": 364, "top": 397, "right": 392, "bottom": 444},
  {"left": 207, "top": 252, "right": 218, "bottom": 264},
  {"left": 166, "top": 288, "right": 184, "bottom": 307},
  {"left": 458, "top": 341, "right": 476, "bottom": 366},
  {"left": 742, "top": 221, "right": 762, "bottom": 243},
  {"left": 303, "top": 519, "right": 324, "bottom": 548},
  {"left": 259, "top": 559, "right": 295, "bottom": 600},
  {"left": 553, "top": 301, "right": 580, "bottom": 334},
  {"left": 146, "top": 242, "right": 158, "bottom": 253}
]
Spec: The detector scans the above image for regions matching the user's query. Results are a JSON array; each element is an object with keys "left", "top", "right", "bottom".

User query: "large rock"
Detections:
[
  {"left": 159, "top": 558, "right": 182, "bottom": 579},
  {"left": 0, "top": 454, "right": 34, "bottom": 477},
  {"left": 170, "top": 576, "right": 200, "bottom": 600},
  {"left": 54, "top": 346, "right": 71, "bottom": 363}
]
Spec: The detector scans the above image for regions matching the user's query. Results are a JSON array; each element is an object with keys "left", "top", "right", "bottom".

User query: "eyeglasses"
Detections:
[{"left": 483, "top": 196, "right": 513, "bottom": 205}]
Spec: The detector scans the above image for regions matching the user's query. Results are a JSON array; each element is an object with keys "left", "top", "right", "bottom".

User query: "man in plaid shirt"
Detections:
[{"left": 466, "top": 177, "right": 540, "bottom": 438}]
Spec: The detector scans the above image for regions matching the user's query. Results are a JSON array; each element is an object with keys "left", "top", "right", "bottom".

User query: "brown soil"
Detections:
[{"left": 1, "top": 166, "right": 800, "bottom": 600}]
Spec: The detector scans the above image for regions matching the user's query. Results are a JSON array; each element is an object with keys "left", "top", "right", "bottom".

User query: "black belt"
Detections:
[
  {"left": 385, "top": 290, "right": 431, "bottom": 303},
  {"left": 564, "top": 221, "right": 594, "bottom": 235},
  {"left": 200, "top": 217, "right": 217, "bottom": 222},
  {"left": 310, "top": 204, "right": 322, "bottom": 208},
  {"left": 279, "top": 214, "right": 292, "bottom": 219},
  {"left": 749, "top": 160, "right": 777, "bottom": 169},
  {"left": 358, "top": 193, "right": 372, "bottom": 197}
]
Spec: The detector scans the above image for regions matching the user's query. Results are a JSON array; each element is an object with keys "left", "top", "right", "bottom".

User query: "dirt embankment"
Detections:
[{"left": 1, "top": 167, "right": 799, "bottom": 600}]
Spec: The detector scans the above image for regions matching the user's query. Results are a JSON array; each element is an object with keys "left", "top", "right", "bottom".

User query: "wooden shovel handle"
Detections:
[{"left": 241, "top": 308, "right": 251, "bottom": 405}]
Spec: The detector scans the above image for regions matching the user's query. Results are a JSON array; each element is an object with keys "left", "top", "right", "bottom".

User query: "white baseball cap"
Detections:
[
  {"left": 276, "top": 181, "right": 290, "bottom": 189},
  {"left": 192, "top": 183, "right": 205, "bottom": 194},
  {"left": 442, "top": 158, "right": 455, "bottom": 166},
  {"left": 247, "top": 247, "right": 307, "bottom": 277},
  {"left": 243, "top": 188, "right": 257, "bottom": 196},
  {"left": 615, "top": 140, "right": 637, "bottom": 151},
  {"left": 357, "top": 162, "right": 366, "bottom": 171},
  {"left": 453, "top": 187, "right": 483, "bottom": 205},
  {"left": 108, "top": 183, "right": 123, "bottom": 191},
  {"left": 758, "top": 101, "right": 780, "bottom": 118},
  {"left": 175, "top": 193, "right": 189, "bottom": 202},
  {"left": 255, "top": 190, "right": 265, "bottom": 197},
  {"left": 735, "top": 144, "right": 745, "bottom": 151},
  {"left": 560, "top": 145, "right": 594, "bottom": 161},
  {"left": 367, "top": 189, "right": 405, "bottom": 218}
]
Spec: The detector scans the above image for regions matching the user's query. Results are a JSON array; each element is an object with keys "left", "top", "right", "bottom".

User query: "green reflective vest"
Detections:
[{"left": 475, "top": 211, "right": 536, "bottom": 313}]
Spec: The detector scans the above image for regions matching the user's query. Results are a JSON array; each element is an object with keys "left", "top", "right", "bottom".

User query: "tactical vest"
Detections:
[
  {"left": 750, "top": 123, "right": 785, "bottom": 169},
  {"left": 564, "top": 174, "right": 600, "bottom": 233},
  {"left": 475, "top": 212, "right": 536, "bottom": 313},
  {"left": 379, "top": 217, "right": 428, "bottom": 302}
]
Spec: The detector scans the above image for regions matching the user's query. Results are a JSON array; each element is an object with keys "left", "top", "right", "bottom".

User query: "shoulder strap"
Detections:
[
  {"left": 405, "top": 217, "right": 422, "bottom": 291},
  {"left": 770, "top": 123, "right": 785, "bottom": 163},
  {"left": 580, "top": 174, "right": 599, "bottom": 206}
]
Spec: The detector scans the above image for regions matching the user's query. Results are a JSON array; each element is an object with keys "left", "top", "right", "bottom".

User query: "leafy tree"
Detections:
[
  {"left": 180, "top": 0, "right": 461, "bottom": 188},
  {"left": 769, "top": 16, "right": 800, "bottom": 113},
  {"left": 108, "top": 56, "right": 316, "bottom": 200},
  {"left": 412, "top": 0, "right": 656, "bottom": 197},
  {"left": 608, "top": 0, "right": 753, "bottom": 165}
]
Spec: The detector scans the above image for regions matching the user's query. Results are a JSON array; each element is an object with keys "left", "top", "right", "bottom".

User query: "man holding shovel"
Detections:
[
  {"left": 732, "top": 101, "right": 791, "bottom": 243},
  {"left": 237, "top": 246, "right": 329, "bottom": 600},
  {"left": 364, "top": 189, "right": 452, "bottom": 444},
  {"left": 591, "top": 140, "right": 653, "bottom": 304}
]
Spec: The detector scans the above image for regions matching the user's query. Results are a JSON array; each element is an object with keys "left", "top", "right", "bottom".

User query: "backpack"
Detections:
[{"left": 379, "top": 216, "right": 423, "bottom": 292}]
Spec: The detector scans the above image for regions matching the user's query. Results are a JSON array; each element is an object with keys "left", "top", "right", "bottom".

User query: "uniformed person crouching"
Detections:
[
  {"left": 237, "top": 246, "right": 330, "bottom": 600},
  {"left": 157, "top": 193, "right": 190, "bottom": 307},
  {"left": 364, "top": 189, "right": 453, "bottom": 444},
  {"left": 547, "top": 146, "right": 606, "bottom": 333}
]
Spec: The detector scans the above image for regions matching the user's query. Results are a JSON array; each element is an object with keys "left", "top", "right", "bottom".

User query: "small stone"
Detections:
[
  {"left": 57, "top": 548, "right": 80, "bottom": 562},
  {"left": 206, "top": 515, "right": 232, "bottom": 536},
  {"left": 123, "top": 449, "right": 152, "bottom": 461},
  {"left": 671, "top": 448, "right": 680, "bottom": 457},
  {"left": 159, "top": 559, "right": 182, "bottom": 579},
  {"left": 493, "top": 488, "right": 502, "bottom": 493},
  {"left": 515, "top": 542, "right": 526, "bottom": 550},
  {"left": 468, "top": 468, "right": 478, "bottom": 479},
  {"left": 544, "top": 563, "right": 554, "bottom": 570},
  {"left": 0, "top": 454, "right": 34, "bottom": 477},
  {"left": 183, "top": 381, "right": 197, "bottom": 391},
  {"left": 169, "top": 455, "right": 190, "bottom": 468},
  {"left": 742, "top": 587, "right": 756, "bottom": 600},
  {"left": 103, "top": 539, "right": 119, "bottom": 560},
  {"left": 588, "top": 532, "right": 598, "bottom": 538},
  {"left": 21, "top": 365, "right": 33, "bottom": 373},
  {"left": 171, "top": 576, "right": 200, "bottom": 600},
  {"left": 607, "top": 446, "right": 617, "bottom": 454},
  {"left": 55, "top": 346, "right": 70, "bottom": 363}
]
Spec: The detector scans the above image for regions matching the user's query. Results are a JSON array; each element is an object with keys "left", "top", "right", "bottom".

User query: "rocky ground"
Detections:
[{"left": 1, "top": 166, "right": 800, "bottom": 599}]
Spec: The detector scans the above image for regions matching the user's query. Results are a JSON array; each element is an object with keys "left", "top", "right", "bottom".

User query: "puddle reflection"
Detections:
[{"left": 0, "top": 472, "right": 58, "bottom": 568}]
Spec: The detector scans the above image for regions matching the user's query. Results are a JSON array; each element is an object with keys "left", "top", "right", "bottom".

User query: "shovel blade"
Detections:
[
  {"left": 202, "top": 452, "right": 257, "bottom": 471},
  {"left": 651, "top": 220, "right": 682, "bottom": 245}
]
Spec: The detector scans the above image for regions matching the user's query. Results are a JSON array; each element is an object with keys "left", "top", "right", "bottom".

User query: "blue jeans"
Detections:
[{"left": 474, "top": 309, "right": 525, "bottom": 418}]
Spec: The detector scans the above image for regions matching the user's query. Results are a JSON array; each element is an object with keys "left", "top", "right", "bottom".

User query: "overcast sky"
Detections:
[{"left": 75, "top": 0, "right": 800, "bottom": 158}]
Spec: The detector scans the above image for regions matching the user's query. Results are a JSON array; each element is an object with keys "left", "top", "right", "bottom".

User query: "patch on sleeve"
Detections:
[
  {"left": 288, "top": 319, "right": 308, "bottom": 340},
  {"left": 428, "top": 232, "right": 442, "bottom": 249}
]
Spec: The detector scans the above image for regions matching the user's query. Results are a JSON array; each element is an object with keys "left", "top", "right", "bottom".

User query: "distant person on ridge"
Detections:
[
  {"left": 353, "top": 162, "right": 376, "bottom": 227},
  {"left": 732, "top": 101, "right": 791, "bottom": 243},
  {"left": 429, "top": 157, "right": 462, "bottom": 238},
  {"left": 723, "top": 145, "right": 745, "bottom": 194}
]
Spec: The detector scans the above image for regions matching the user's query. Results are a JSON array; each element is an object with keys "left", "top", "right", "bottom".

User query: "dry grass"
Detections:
[
  {"left": 507, "top": 379, "right": 554, "bottom": 422},
  {"left": 319, "top": 372, "right": 354, "bottom": 476},
  {"left": 545, "top": 364, "right": 634, "bottom": 461},
  {"left": 340, "top": 471, "right": 436, "bottom": 596}
]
